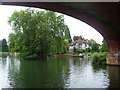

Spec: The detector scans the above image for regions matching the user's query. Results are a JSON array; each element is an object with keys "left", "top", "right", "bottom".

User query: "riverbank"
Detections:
[
  {"left": 53, "top": 52, "right": 109, "bottom": 65},
  {"left": 53, "top": 52, "right": 91, "bottom": 58},
  {"left": 0, "top": 52, "right": 19, "bottom": 56},
  {"left": 0, "top": 52, "right": 9, "bottom": 55}
]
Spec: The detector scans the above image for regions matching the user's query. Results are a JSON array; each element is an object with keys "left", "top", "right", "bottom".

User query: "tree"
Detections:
[
  {"left": 101, "top": 39, "right": 109, "bottom": 52},
  {"left": 87, "top": 39, "right": 99, "bottom": 52},
  {"left": 8, "top": 9, "right": 71, "bottom": 59},
  {"left": 87, "top": 39, "right": 96, "bottom": 47},
  {"left": 91, "top": 42, "right": 99, "bottom": 52},
  {"left": 73, "top": 36, "right": 79, "bottom": 41},
  {"left": 0, "top": 39, "right": 9, "bottom": 52}
]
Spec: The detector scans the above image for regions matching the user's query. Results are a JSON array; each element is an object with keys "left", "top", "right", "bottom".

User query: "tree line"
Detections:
[{"left": 72, "top": 35, "right": 108, "bottom": 53}]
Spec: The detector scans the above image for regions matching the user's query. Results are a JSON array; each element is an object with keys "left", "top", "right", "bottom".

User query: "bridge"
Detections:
[{"left": 1, "top": 2, "right": 120, "bottom": 65}]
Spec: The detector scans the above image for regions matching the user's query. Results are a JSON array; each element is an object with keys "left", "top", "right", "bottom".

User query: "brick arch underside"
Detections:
[{"left": 2, "top": 2, "right": 120, "bottom": 55}]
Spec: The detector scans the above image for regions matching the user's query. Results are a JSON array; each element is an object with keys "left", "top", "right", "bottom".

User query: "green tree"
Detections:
[
  {"left": 101, "top": 39, "right": 108, "bottom": 52},
  {"left": 0, "top": 39, "right": 9, "bottom": 52},
  {"left": 88, "top": 39, "right": 99, "bottom": 52},
  {"left": 8, "top": 9, "right": 71, "bottom": 59},
  {"left": 91, "top": 42, "right": 99, "bottom": 52},
  {"left": 73, "top": 36, "right": 79, "bottom": 41}
]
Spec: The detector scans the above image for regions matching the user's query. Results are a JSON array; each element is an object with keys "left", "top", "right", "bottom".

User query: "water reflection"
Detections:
[
  {"left": 0, "top": 55, "right": 120, "bottom": 89},
  {"left": 0, "top": 54, "right": 7, "bottom": 65},
  {"left": 0, "top": 54, "right": 11, "bottom": 88},
  {"left": 67, "top": 57, "right": 110, "bottom": 88},
  {"left": 8, "top": 57, "right": 70, "bottom": 88}
]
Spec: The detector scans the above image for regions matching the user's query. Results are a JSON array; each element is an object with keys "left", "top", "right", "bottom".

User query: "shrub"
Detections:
[
  {"left": 75, "top": 48, "right": 84, "bottom": 53},
  {"left": 91, "top": 52, "right": 108, "bottom": 65}
]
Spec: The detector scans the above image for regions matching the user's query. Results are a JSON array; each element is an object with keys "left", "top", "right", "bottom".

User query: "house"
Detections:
[{"left": 68, "top": 37, "right": 89, "bottom": 52}]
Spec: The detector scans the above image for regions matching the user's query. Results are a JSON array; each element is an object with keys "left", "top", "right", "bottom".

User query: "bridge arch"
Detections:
[{"left": 2, "top": 2, "right": 120, "bottom": 65}]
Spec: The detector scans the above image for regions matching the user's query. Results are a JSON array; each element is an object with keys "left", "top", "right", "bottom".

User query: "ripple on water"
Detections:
[{"left": 0, "top": 56, "right": 114, "bottom": 88}]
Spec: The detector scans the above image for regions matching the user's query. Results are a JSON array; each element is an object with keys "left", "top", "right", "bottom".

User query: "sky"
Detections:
[{"left": 0, "top": 5, "right": 103, "bottom": 44}]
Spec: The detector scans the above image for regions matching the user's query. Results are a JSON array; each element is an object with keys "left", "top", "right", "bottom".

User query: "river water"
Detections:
[{"left": 0, "top": 55, "right": 120, "bottom": 89}]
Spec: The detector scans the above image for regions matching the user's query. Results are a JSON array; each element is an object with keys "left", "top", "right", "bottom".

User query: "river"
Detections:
[{"left": 0, "top": 54, "right": 120, "bottom": 89}]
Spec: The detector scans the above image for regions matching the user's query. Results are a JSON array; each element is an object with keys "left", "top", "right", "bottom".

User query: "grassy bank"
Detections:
[{"left": 63, "top": 52, "right": 79, "bottom": 55}]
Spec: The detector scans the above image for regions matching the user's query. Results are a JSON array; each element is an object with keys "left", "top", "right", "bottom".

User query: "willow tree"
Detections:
[{"left": 8, "top": 9, "right": 71, "bottom": 59}]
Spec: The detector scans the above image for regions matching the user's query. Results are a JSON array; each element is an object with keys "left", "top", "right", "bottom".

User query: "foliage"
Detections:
[
  {"left": 73, "top": 35, "right": 85, "bottom": 41},
  {"left": 74, "top": 48, "right": 85, "bottom": 53},
  {"left": 91, "top": 52, "right": 108, "bottom": 65},
  {"left": 73, "top": 47, "right": 77, "bottom": 52},
  {"left": 87, "top": 39, "right": 99, "bottom": 52},
  {"left": 73, "top": 36, "right": 79, "bottom": 41},
  {"left": 8, "top": 9, "right": 71, "bottom": 59},
  {"left": 91, "top": 42, "right": 99, "bottom": 52},
  {"left": 101, "top": 39, "right": 109, "bottom": 52},
  {"left": 85, "top": 47, "right": 92, "bottom": 52},
  {"left": 0, "top": 39, "right": 9, "bottom": 52}
]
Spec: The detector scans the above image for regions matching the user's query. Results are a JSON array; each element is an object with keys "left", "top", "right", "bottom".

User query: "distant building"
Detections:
[
  {"left": 69, "top": 45, "right": 74, "bottom": 52},
  {"left": 68, "top": 37, "right": 89, "bottom": 52}
]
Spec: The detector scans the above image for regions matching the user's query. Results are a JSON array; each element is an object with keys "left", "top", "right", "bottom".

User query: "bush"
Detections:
[
  {"left": 91, "top": 53, "right": 108, "bottom": 65},
  {"left": 75, "top": 48, "right": 84, "bottom": 53},
  {"left": 86, "top": 48, "right": 92, "bottom": 53}
]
